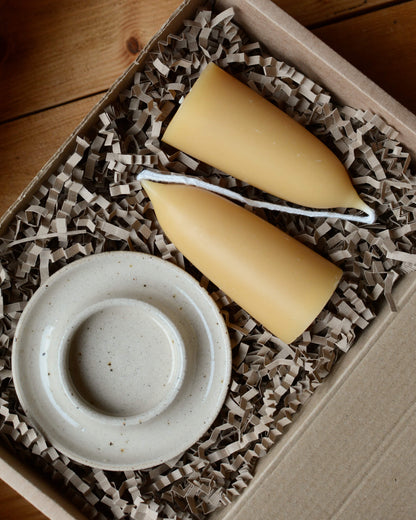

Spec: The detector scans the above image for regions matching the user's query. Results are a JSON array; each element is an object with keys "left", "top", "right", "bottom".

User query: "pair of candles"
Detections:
[{"left": 142, "top": 63, "right": 371, "bottom": 343}]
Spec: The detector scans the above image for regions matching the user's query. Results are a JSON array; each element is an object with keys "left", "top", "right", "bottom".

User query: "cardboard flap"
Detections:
[{"left": 218, "top": 273, "right": 416, "bottom": 520}]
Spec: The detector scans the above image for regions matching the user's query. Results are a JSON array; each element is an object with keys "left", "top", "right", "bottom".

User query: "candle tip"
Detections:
[{"left": 354, "top": 198, "right": 376, "bottom": 224}]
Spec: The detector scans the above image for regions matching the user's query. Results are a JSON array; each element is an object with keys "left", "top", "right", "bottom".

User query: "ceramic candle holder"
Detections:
[
  {"left": 58, "top": 298, "right": 187, "bottom": 425},
  {"left": 12, "top": 252, "right": 231, "bottom": 470}
]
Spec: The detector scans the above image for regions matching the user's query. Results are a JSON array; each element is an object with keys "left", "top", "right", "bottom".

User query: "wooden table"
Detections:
[{"left": 0, "top": 0, "right": 415, "bottom": 518}]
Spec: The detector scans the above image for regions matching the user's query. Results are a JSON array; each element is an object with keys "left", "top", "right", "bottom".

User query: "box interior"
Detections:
[
  {"left": 216, "top": 270, "right": 416, "bottom": 519},
  {"left": 1, "top": 1, "right": 416, "bottom": 519}
]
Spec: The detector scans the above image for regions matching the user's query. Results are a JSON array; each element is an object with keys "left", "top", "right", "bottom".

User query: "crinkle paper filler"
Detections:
[{"left": 1, "top": 4, "right": 415, "bottom": 519}]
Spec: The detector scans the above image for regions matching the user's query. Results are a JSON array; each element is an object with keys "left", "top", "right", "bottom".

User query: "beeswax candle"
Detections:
[
  {"left": 163, "top": 63, "right": 369, "bottom": 213},
  {"left": 143, "top": 180, "right": 342, "bottom": 343}
]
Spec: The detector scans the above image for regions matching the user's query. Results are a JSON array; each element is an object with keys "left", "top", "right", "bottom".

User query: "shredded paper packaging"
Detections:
[{"left": 1, "top": 4, "right": 416, "bottom": 519}]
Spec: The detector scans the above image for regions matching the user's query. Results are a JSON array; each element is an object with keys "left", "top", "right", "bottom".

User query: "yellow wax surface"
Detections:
[
  {"left": 143, "top": 180, "right": 342, "bottom": 343},
  {"left": 163, "top": 62, "right": 367, "bottom": 211}
]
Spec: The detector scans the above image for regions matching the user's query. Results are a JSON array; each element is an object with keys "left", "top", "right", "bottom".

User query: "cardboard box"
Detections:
[{"left": 1, "top": 0, "right": 416, "bottom": 518}]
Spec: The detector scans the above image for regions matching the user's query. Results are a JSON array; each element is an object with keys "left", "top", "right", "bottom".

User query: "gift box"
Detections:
[{"left": 1, "top": 1, "right": 416, "bottom": 519}]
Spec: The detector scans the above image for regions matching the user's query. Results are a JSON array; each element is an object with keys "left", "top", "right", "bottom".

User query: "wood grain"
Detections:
[
  {"left": 0, "top": 0, "right": 404, "bottom": 123},
  {"left": 275, "top": 0, "right": 402, "bottom": 27},
  {"left": 0, "top": 479, "right": 45, "bottom": 520},
  {"left": 314, "top": 1, "right": 416, "bottom": 113},
  {"left": 0, "top": 94, "right": 102, "bottom": 216},
  {"left": 0, "top": 0, "right": 182, "bottom": 122}
]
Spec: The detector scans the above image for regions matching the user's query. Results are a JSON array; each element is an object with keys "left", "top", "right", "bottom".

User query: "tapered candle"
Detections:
[
  {"left": 162, "top": 62, "right": 370, "bottom": 214},
  {"left": 143, "top": 180, "right": 342, "bottom": 343}
]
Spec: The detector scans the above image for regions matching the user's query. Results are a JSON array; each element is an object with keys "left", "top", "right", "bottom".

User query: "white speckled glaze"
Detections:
[
  {"left": 12, "top": 252, "right": 231, "bottom": 470},
  {"left": 59, "top": 298, "right": 187, "bottom": 424}
]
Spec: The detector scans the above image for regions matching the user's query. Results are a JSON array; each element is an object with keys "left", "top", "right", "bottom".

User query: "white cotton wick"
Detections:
[{"left": 137, "top": 169, "right": 376, "bottom": 225}]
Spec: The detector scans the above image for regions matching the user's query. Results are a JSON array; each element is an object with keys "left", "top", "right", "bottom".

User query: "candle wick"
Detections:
[{"left": 136, "top": 169, "right": 376, "bottom": 225}]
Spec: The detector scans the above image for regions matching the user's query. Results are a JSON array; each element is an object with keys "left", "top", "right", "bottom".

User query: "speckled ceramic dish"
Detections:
[{"left": 12, "top": 252, "right": 231, "bottom": 470}]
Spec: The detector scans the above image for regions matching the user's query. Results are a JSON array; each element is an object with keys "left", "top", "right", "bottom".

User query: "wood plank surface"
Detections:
[
  {"left": 0, "top": 0, "right": 404, "bottom": 123},
  {"left": 277, "top": 0, "right": 404, "bottom": 26},
  {"left": 0, "top": 0, "right": 415, "bottom": 519},
  {"left": 314, "top": 1, "right": 416, "bottom": 114},
  {"left": 0, "top": 480, "right": 44, "bottom": 520},
  {"left": 0, "top": 0, "right": 183, "bottom": 122},
  {"left": 0, "top": 94, "right": 102, "bottom": 216}
]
